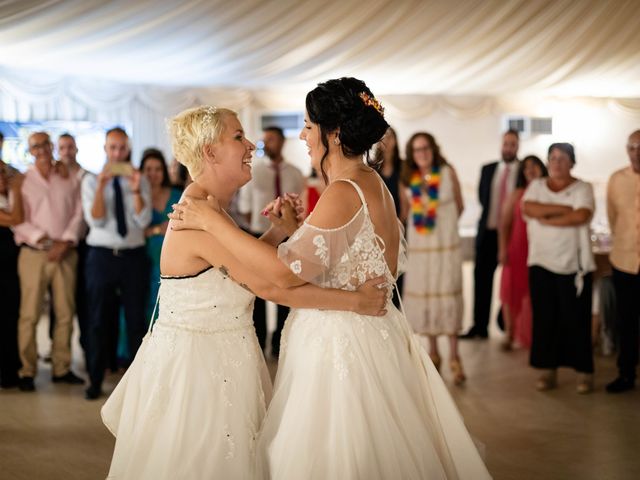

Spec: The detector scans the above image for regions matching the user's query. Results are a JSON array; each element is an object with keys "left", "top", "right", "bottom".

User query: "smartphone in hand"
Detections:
[{"left": 109, "top": 163, "right": 134, "bottom": 177}]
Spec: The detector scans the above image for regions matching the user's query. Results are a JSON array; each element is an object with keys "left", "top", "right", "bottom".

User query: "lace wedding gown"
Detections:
[
  {"left": 102, "top": 266, "right": 272, "bottom": 479},
  {"left": 257, "top": 179, "right": 491, "bottom": 479}
]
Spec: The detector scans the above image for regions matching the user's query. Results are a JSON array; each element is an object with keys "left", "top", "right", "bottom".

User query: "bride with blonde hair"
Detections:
[{"left": 101, "top": 105, "right": 388, "bottom": 479}]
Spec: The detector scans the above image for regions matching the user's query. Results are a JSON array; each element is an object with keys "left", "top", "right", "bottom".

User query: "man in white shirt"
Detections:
[
  {"left": 53, "top": 134, "right": 90, "bottom": 360},
  {"left": 82, "top": 128, "right": 152, "bottom": 399},
  {"left": 238, "top": 127, "right": 305, "bottom": 356},
  {"left": 461, "top": 130, "right": 520, "bottom": 339}
]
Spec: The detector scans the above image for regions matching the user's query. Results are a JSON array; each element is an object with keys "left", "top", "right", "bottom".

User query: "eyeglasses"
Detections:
[
  {"left": 29, "top": 141, "right": 52, "bottom": 151},
  {"left": 627, "top": 142, "right": 640, "bottom": 151},
  {"left": 412, "top": 146, "right": 432, "bottom": 153}
]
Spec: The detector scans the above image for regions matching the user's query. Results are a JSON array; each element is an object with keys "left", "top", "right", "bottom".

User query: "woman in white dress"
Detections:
[
  {"left": 101, "top": 106, "right": 389, "bottom": 480},
  {"left": 171, "top": 79, "right": 492, "bottom": 479},
  {"left": 401, "top": 132, "right": 466, "bottom": 384}
]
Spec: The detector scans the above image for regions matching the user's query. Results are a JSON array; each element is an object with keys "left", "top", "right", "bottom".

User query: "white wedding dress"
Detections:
[
  {"left": 102, "top": 266, "right": 272, "bottom": 479},
  {"left": 257, "top": 179, "right": 491, "bottom": 479}
]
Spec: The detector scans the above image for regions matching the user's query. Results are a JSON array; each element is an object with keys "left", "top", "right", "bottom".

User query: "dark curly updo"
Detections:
[{"left": 306, "top": 77, "right": 389, "bottom": 183}]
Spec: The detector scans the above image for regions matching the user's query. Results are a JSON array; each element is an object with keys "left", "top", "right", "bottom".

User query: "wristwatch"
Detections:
[{"left": 40, "top": 238, "right": 53, "bottom": 250}]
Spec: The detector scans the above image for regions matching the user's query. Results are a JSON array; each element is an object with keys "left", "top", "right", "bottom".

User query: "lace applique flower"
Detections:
[
  {"left": 290, "top": 260, "right": 302, "bottom": 274},
  {"left": 313, "top": 235, "right": 329, "bottom": 266}
]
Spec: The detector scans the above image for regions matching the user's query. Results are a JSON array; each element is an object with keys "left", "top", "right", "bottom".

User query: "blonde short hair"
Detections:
[{"left": 168, "top": 106, "right": 236, "bottom": 179}]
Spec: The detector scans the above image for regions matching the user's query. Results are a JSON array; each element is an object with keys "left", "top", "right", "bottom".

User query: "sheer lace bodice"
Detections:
[{"left": 278, "top": 179, "right": 406, "bottom": 294}]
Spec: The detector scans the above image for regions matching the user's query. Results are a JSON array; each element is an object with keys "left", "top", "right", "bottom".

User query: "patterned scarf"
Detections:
[{"left": 410, "top": 166, "right": 440, "bottom": 234}]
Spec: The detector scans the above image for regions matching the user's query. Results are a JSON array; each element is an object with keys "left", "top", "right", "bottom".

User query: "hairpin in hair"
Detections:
[
  {"left": 359, "top": 92, "right": 384, "bottom": 116},
  {"left": 202, "top": 105, "right": 218, "bottom": 127}
]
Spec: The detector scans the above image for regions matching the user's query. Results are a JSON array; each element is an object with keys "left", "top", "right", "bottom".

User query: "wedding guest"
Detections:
[
  {"left": 169, "top": 157, "right": 191, "bottom": 191},
  {"left": 13, "top": 132, "right": 85, "bottom": 392},
  {"left": 375, "top": 127, "right": 408, "bottom": 221},
  {"left": 0, "top": 165, "right": 23, "bottom": 389},
  {"left": 141, "top": 148, "right": 182, "bottom": 322},
  {"left": 82, "top": 127, "right": 152, "bottom": 400},
  {"left": 498, "top": 155, "right": 547, "bottom": 350},
  {"left": 605, "top": 129, "right": 640, "bottom": 393},
  {"left": 375, "top": 127, "right": 408, "bottom": 305},
  {"left": 523, "top": 143, "right": 595, "bottom": 394},
  {"left": 402, "top": 132, "right": 466, "bottom": 384},
  {"left": 237, "top": 126, "right": 304, "bottom": 356},
  {"left": 51, "top": 134, "right": 90, "bottom": 355},
  {"left": 302, "top": 168, "right": 324, "bottom": 215},
  {"left": 461, "top": 130, "right": 520, "bottom": 339}
]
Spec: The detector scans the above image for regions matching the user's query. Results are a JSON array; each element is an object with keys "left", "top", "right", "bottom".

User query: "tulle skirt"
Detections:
[
  {"left": 257, "top": 306, "right": 491, "bottom": 480},
  {"left": 102, "top": 321, "right": 272, "bottom": 479}
]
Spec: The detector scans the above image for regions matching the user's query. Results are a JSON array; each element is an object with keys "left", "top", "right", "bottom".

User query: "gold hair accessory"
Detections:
[
  {"left": 359, "top": 92, "right": 384, "bottom": 116},
  {"left": 202, "top": 105, "right": 218, "bottom": 127}
]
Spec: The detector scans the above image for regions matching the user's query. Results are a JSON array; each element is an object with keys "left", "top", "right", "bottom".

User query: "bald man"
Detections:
[
  {"left": 81, "top": 127, "right": 151, "bottom": 399},
  {"left": 606, "top": 130, "right": 640, "bottom": 393}
]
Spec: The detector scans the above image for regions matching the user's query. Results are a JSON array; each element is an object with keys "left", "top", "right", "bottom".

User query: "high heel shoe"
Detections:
[
  {"left": 500, "top": 335, "right": 513, "bottom": 351},
  {"left": 450, "top": 358, "right": 466, "bottom": 386},
  {"left": 535, "top": 369, "right": 557, "bottom": 391},
  {"left": 429, "top": 353, "right": 442, "bottom": 372},
  {"left": 576, "top": 373, "right": 594, "bottom": 394}
]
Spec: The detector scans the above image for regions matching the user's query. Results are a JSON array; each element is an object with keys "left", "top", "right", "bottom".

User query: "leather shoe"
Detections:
[
  {"left": 85, "top": 385, "right": 102, "bottom": 400},
  {"left": 52, "top": 371, "right": 85, "bottom": 385},
  {"left": 606, "top": 376, "right": 635, "bottom": 393},
  {"left": 18, "top": 377, "right": 35, "bottom": 392}
]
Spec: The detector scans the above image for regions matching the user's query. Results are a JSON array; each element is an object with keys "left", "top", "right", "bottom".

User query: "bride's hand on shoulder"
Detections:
[
  {"left": 168, "top": 195, "right": 221, "bottom": 231},
  {"left": 353, "top": 276, "right": 389, "bottom": 316}
]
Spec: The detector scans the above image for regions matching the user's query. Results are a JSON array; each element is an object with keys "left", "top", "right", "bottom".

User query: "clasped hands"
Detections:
[{"left": 169, "top": 193, "right": 305, "bottom": 237}]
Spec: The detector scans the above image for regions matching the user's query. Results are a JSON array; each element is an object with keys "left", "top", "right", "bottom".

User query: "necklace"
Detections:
[{"left": 410, "top": 166, "right": 440, "bottom": 234}]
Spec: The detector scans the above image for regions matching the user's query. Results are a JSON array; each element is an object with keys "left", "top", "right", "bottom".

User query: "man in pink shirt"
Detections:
[{"left": 13, "top": 131, "right": 84, "bottom": 391}]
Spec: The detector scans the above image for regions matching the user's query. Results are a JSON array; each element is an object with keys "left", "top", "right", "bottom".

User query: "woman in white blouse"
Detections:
[{"left": 522, "top": 143, "right": 595, "bottom": 394}]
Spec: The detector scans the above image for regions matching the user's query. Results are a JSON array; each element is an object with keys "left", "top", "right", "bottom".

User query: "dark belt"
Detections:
[
  {"left": 89, "top": 245, "right": 145, "bottom": 257},
  {"left": 21, "top": 243, "right": 77, "bottom": 252}
]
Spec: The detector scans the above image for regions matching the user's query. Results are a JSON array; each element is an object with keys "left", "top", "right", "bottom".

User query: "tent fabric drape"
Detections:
[{"left": 1, "top": 0, "right": 640, "bottom": 97}]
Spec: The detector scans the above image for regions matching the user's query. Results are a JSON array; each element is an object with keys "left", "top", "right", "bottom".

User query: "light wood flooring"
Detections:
[{"left": 1, "top": 324, "right": 638, "bottom": 480}]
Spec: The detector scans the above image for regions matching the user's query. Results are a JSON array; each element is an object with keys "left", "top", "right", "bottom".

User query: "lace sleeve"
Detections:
[{"left": 277, "top": 208, "right": 367, "bottom": 288}]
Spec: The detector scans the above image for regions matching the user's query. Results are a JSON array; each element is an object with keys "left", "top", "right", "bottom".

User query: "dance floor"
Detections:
[{"left": 1, "top": 324, "right": 637, "bottom": 480}]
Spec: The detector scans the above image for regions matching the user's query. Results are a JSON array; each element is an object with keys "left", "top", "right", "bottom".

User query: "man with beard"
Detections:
[
  {"left": 237, "top": 126, "right": 304, "bottom": 357},
  {"left": 461, "top": 130, "right": 520, "bottom": 339}
]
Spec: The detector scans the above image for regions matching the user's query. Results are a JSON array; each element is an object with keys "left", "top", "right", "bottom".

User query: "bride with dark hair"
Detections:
[{"left": 171, "top": 78, "right": 491, "bottom": 479}]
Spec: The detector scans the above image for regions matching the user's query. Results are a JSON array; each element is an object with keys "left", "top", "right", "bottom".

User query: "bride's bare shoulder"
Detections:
[
  {"left": 160, "top": 228, "right": 211, "bottom": 277},
  {"left": 308, "top": 180, "right": 362, "bottom": 229}
]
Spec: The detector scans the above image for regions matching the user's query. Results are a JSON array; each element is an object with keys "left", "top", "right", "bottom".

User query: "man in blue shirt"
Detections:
[{"left": 82, "top": 128, "right": 152, "bottom": 399}]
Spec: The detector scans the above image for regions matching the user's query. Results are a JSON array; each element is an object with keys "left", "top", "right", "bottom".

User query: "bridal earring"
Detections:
[{"left": 334, "top": 137, "right": 340, "bottom": 145}]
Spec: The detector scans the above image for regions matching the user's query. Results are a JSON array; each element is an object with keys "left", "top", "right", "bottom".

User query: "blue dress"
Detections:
[
  {"left": 145, "top": 187, "right": 183, "bottom": 322},
  {"left": 117, "top": 187, "right": 182, "bottom": 362}
]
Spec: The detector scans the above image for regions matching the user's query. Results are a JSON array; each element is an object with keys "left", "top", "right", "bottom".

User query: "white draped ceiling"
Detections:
[
  {"left": 1, "top": 0, "right": 640, "bottom": 97},
  {"left": 1, "top": 0, "right": 639, "bottom": 167}
]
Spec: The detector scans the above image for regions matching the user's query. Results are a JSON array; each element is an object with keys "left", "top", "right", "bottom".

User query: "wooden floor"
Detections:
[{"left": 1, "top": 323, "right": 638, "bottom": 480}]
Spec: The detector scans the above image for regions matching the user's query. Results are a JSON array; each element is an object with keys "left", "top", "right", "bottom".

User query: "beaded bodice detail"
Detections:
[{"left": 155, "top": 267, "right": 255, "bottom": 332}]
